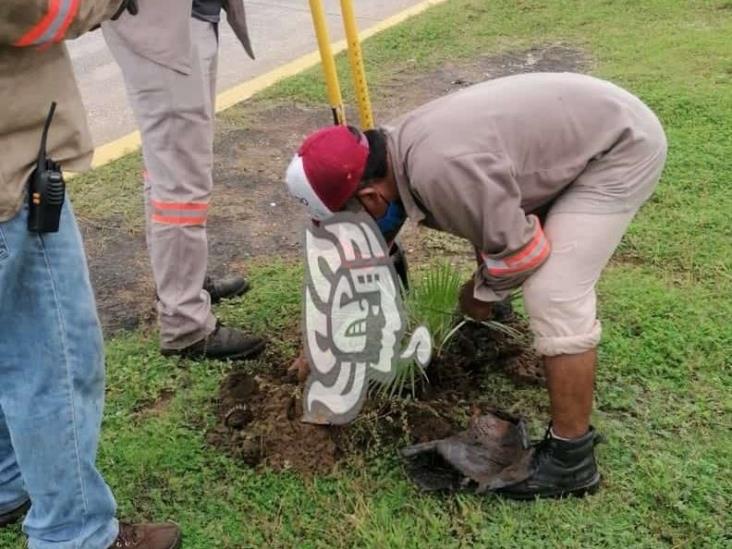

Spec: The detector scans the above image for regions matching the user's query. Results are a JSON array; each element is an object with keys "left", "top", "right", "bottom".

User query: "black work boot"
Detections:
[
  {"left": 204, "top": 275, "right": 250, "bottom": 304},
  {"left": 0, "top": 500, "right": 30, "bottom": 529},
  {"left": 496, "top": 426, "right": 601, "bottom": 500},
  {"left": 162, "top": 323, "right": 266, "bottom": 361}
]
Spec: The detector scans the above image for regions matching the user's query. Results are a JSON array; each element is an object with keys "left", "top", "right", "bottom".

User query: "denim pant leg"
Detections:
[
  {"left": 0, "top": 406, "right": 27, "bottom": 514},
  {"left": 0, "top": 201, "right": 118, "bottom": 549}
]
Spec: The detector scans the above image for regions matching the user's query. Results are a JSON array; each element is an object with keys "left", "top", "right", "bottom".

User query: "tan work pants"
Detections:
[
  {"left": 105, "top": 18, "right": 219, "bottom": 349},
  {"left": 523, "top": 106, "right": 667, "bottom": 357}
]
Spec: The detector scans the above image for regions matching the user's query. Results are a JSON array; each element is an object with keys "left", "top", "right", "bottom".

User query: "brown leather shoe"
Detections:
[
  {"left": 108, "top": 522, "right": 181, "bottom": 549},
  {"left": 0, "top": 500, "right": 30, "bottom": 529}
]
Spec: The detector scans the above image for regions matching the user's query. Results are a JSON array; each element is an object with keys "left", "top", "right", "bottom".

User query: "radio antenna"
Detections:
[{"left": 37, "top": 102, "right": 57, "bottom": 168}]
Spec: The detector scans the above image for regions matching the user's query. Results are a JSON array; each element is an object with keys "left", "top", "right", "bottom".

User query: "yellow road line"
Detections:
[{"left": 91, "top": 0, "right": 450, "bottom": 169}]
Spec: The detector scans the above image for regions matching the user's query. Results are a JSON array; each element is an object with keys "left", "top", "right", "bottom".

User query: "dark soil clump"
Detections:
[
  {"left": 437, "top": 320, "right": 545, "bottom": 389},
  {"left": 208, "top": 373, "right": 339, "bottom": 474}
]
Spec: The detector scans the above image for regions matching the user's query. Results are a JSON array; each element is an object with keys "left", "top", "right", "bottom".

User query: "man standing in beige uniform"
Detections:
[
  {"left": 285, "top": 72, "right": 667, "bottom": 499},
  {"left": 103, "top": 0, "right": 264, "bottom": 359}
]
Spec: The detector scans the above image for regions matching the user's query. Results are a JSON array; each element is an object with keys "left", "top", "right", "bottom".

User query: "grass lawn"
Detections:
[{"left": 3, "top": 1, "right": 731, "bottom": 547}]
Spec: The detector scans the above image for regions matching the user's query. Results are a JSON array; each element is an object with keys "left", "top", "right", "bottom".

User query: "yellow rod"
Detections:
[
  {"left": 340, "top": 0, "right": 374, "bottom": 129},
  {"left": 308, "top": 0, "right": 346, "bottom": 125}
]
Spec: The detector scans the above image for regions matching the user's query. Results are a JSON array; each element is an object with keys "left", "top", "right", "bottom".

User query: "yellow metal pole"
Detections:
[
  {"left": 308, "top": 0, "right": 346, "bottom": 125},
  {"left": 340, "top": 0, "right": 374, "bottom": 129}
]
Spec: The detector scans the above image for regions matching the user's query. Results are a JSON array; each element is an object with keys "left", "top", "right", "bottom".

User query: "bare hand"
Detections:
[
  {"left": 288, "top": 351, "right": 311, "bottom": 383},
  {"left": 459, "top": 280, "right": 494, "bottom": 321}
]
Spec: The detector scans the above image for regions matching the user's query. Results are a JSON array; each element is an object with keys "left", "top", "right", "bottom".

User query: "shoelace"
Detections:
[{"left": 529, "top": 425, "right": 556, "bottom": 466}]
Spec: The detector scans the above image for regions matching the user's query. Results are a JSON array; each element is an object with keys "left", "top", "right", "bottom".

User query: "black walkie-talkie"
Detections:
[{"left": 28, "top": 102, "right": 65, "bottom": 233}]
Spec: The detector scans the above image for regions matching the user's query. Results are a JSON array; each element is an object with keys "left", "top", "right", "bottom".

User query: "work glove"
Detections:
[{"left": 112, "top": 0, "right": 139, "bottom": 20}]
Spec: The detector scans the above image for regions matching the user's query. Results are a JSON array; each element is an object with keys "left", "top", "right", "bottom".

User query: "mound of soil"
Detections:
[
  {"left": 208, "top": 318, "right": 543, "bottom": 475},
  {"left": 445, "top": 320, "right": 546, "bottom": 389},
  {"left": 208, "top": 371, "right": 339, "bottom": 473}
]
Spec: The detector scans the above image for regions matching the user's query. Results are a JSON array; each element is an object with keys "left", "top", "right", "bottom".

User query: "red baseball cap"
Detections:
[{"left": 285, "top": 125, "right": 370, "bottom": 220}]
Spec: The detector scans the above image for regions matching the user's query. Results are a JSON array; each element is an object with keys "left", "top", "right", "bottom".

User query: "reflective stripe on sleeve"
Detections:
[
  {"left": 482, "top": 224, "right": 551, "bottom": 277},
  {"left": 14, "top": 0, "right": 80, "bottom": 47}
]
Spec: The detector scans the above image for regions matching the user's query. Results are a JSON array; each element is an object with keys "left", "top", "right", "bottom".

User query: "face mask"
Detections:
[{"left": 375, "top": 200, "right": 407, "bottom": 244}]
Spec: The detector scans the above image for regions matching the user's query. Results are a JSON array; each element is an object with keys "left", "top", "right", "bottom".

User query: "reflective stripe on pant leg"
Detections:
[{"left": 151, "top": 199, "right": 209, "bottom": 226}]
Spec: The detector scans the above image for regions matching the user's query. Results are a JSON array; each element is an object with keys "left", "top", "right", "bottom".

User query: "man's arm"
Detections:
[
  {"left": 414, "top": 152, "right": 551, "bottom": 300},
  {"left": 477, "top": 213, "right": 550, "bottom": 292},
  {"left": 0, "top": 0, "right": 132, "bottom": 47}
]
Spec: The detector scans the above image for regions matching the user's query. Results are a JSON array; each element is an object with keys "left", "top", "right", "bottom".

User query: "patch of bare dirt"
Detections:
[
  {"left": 81, "top": 44, "right": 590, "bottom": 335},
  {"left": 131, "top": 387, "right": 176, "bottom": 420},
  {"left": 208, "top": 318, "right": 543, "bottom": 475},
  {"left": 207, "top": 370, "right": 339, "bottom": 473},
  {"left": 80, "top": 222, "right": 156, "bottom": 333}
]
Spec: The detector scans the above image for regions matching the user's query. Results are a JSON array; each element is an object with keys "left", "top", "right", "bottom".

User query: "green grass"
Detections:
[
  {"left": 3, "top": 1, "right": 731, "bottom": 547},
  {"left": 71, "top": 150, "right": 144, "bottom": 231}
]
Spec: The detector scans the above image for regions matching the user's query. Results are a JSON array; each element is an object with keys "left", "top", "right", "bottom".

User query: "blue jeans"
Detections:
[{"left": 0, "top": 201, "right": 118, "bottom": 548}]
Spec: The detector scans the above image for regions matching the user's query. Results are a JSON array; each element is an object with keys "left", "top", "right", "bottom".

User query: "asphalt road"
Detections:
[{"left": 69, "top": 0, "right": 425, "bottom": 146}]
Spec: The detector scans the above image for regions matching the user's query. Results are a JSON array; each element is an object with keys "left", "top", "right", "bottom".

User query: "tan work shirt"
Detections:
[
  {"left": 384, "top": 72, "right": 662, "bottom": 296},
  {"left": 104, "top": 0, "right": 253, "bottom": 75},
  {"left": 0, "top": 0, "right": 120, "bottom": 222}
]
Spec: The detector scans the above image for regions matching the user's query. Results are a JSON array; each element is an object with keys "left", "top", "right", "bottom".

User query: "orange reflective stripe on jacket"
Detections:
[
  {"left": 151, "top": 199, "right": 209, "bottom": 226},
  {"left": 482, "top": 224, "right": 551, "bottom": 277},
  {"left": 14, "top": 0, "right": 80, "bottom": 47}
]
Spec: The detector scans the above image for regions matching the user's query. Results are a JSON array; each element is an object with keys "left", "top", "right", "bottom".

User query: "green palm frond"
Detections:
[
  {"left": 372, "top": 262, "right": 522, "bottom": 400},
  {"left": 405, "top": 262, "right": 463, "bottom": 352}
]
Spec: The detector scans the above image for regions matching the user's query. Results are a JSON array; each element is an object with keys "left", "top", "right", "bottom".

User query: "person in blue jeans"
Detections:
[
  {"left": 0, "top": 203, "right": 118, "bottom": 547},
  {"left": 1, "top": 1, "right": 179, "bottom": 547}
]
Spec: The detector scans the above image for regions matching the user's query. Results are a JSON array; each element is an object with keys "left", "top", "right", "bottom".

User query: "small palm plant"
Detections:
[
  {"left": 373, "top": 262, "right": 463, "bottom": 398},
  {"left": 372, "top": 263, "right": 524, "bottom": 399},
  {"left": 406, "top": 262, "right": 464, "bottom": 355}
]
